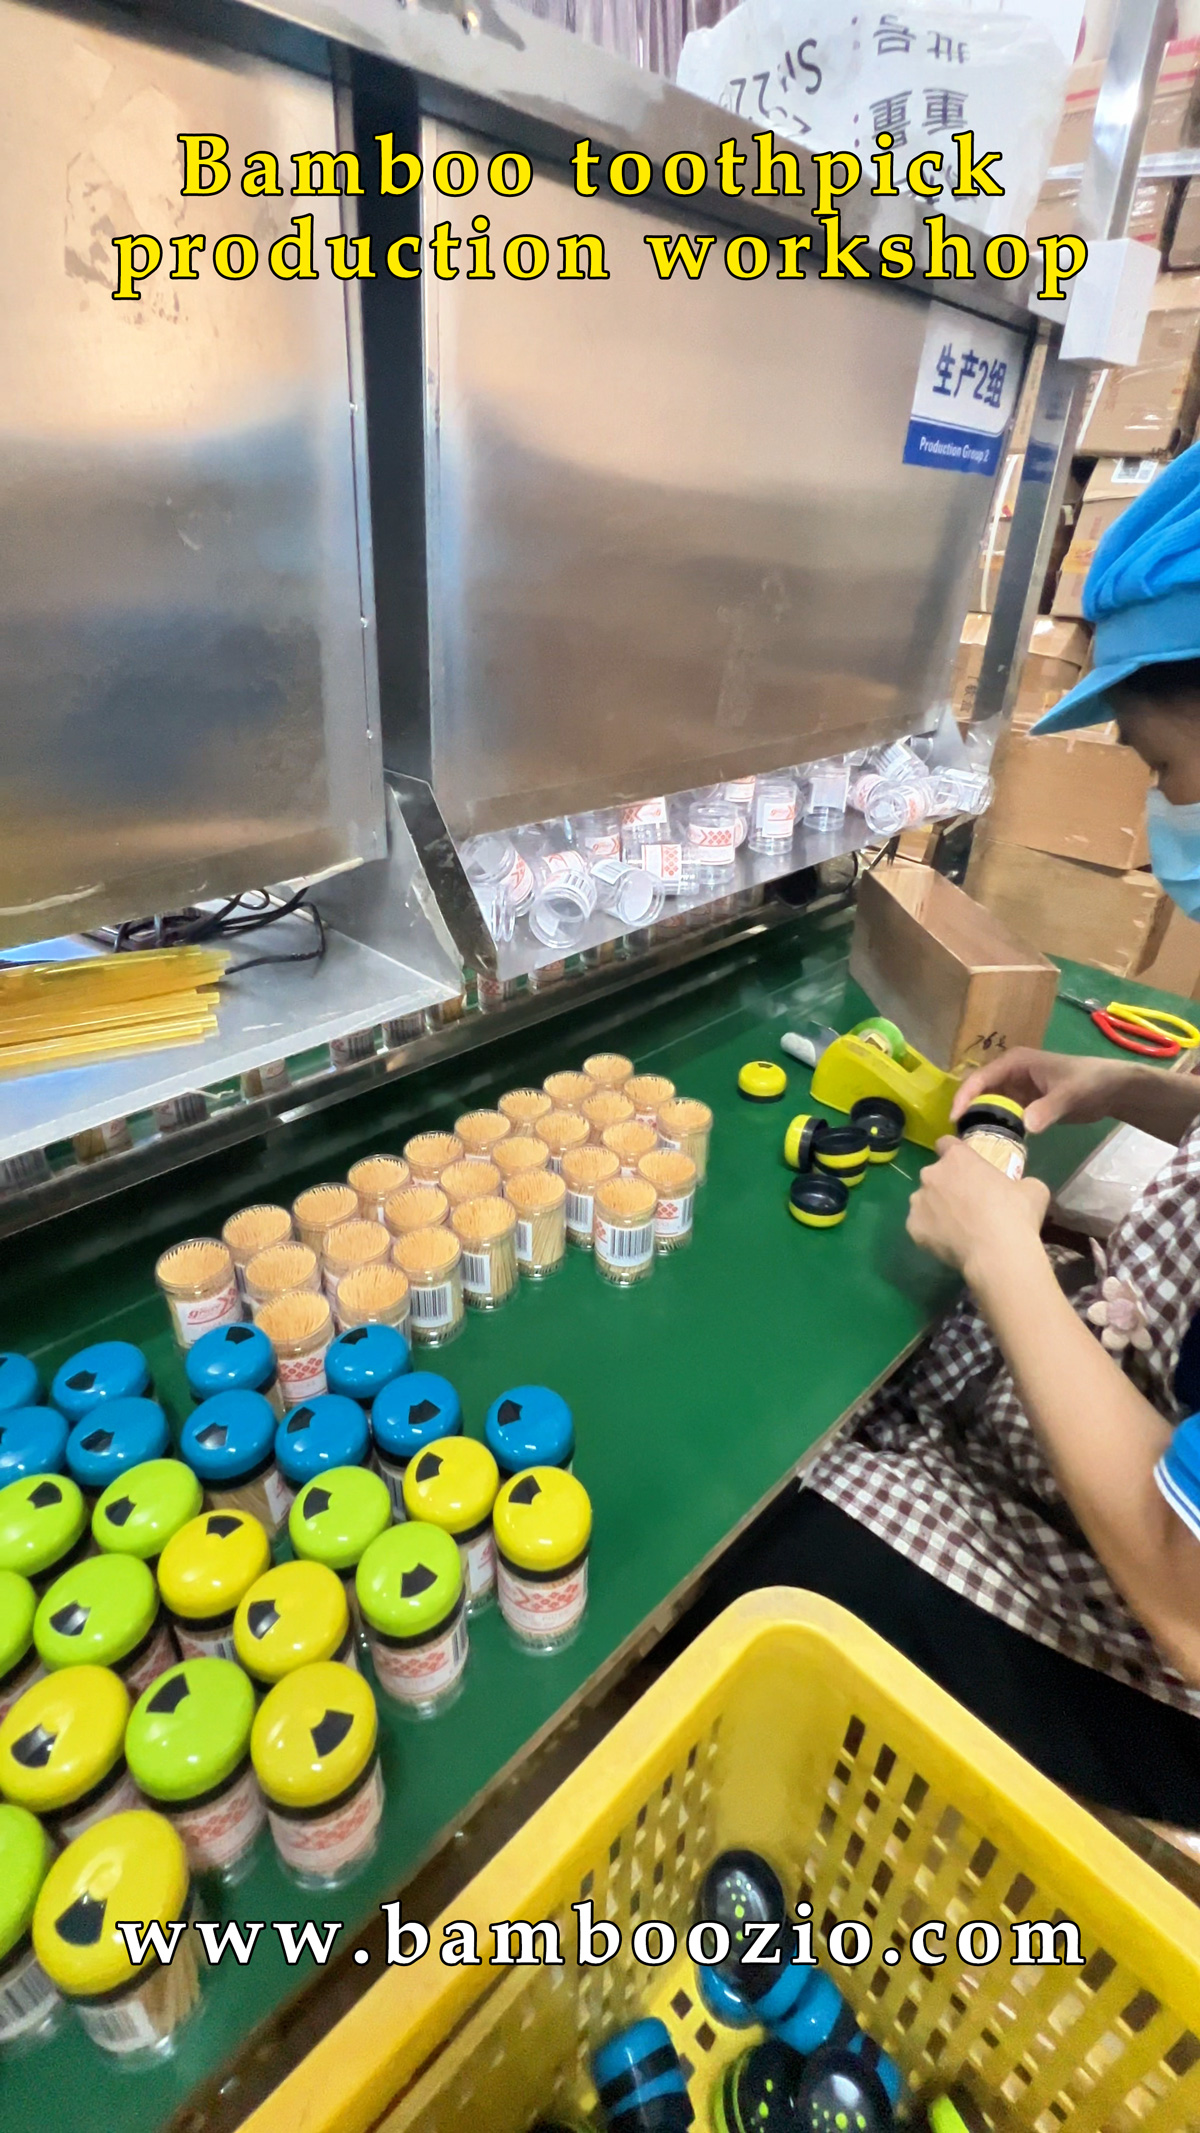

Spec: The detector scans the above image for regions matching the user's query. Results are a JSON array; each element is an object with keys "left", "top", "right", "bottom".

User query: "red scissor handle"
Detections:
[{"left": 1093, "top": 1009, "right": 1180, "bottom": 1058}]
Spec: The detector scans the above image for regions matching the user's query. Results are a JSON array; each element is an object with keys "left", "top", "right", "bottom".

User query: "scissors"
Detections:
[{"left": 1061, "top": 993, "right": 1200, "bottom": 1059}]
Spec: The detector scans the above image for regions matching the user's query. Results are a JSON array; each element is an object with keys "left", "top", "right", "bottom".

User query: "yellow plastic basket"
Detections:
[{"left": 246, "top": 1593, "right": 1200, "bottom": 2133}]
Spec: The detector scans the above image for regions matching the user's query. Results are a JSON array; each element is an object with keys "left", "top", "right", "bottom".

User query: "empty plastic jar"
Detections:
[
  {"left": 180, "top": 1387, "right": 293, "bottom": 1535},
  {"left": 356, "top": 1522, "right": 467, "bottom": 1715},
  {"left": 254, "top": 1291, "right": 335, "bottom": 1409},
  {"left": 276, "top": 1395, "right": 370, "bottom": 1492},
  {"left": 392, "top": 1226, "right": 465, "bottom": 1347},
  {"left": 154, "top": 1239, "right": 243, "bottom": 1350},
  {"left": 440, "top": 1158, "right": 502, "bottom": 1209},
  {"left": 288, "top": 1465, "right": 391, "bottom": 1625},
  {"left": 801, "top": 759, "right": 850, "bottom": 834},
  {"left": 574, "top": 808, "right": 622, "bottom": 864},
  {"left": 560, "top": 1145, "right": 620, "bottom": 1251},
  {"left": 321, "top": 1220, "right": 391, "bottom": 1302},
  {"left": 35, "top": 1552, "right": 176, "bottom": 1698},
  {"left": 92, "top": 1459, "right": 202, "bottom": 1565},
  {"left": 402, "top": 1437, "right": 499, "bottom": 1612},
  {"left": 234, "top": 1560, "right": 355, "bottom": 1684},
  {"left": 156, "top": 1508, "right": 271, "bottom": 1661},
  {"left": 504, "top": 1169, "right": 567, "bottom": 1279},
  {"left": 638, "top": 1150, "right": 698, "bottom": 1253},
  {"left": 0, "top": 1570, "right": 41, "bottom": 1724},
  {"left": 66, "top": 1398, "right": 169, "bottom": 1499},
  {"left": 32, "top": 1810, "right": 200, "bottom": 2056},
  {"left": 384, "top": 1183, "right": 450, "bottom": 1237},
  {"left": 528, "top": 855, "right": 597, "bottom": 949},
  {"left": 593, "top": 1175, "right": 658, "bottom": 1286},
  {"left": 185, "top": 1321, "right": 281, "bottom": 1414},
  {"left": 686, "top": 799, "right": 739, "bottom": 886},
  {"left": 0, "top": 1406, "right": 67, "bottom": 1488},
  {"left": 625, "top": 1073, "right": 676, "bottom": 1123},
  {"left": 370, "top": 1372, "right": 462, "bottom": 1517},
  {"left": 0, "top": 1355, "right": 41, "bottom": 1415},
  {"left": 126, "top": 1659, "right": 264, "bottom": 1881},
  {"left": 535, "top": 1109, "right": 591, "bottom": 1174},
  {"left": 493, "top": 1468, "right": 592, "bottom": 1652},
  {"left": 221, "top": 1205, "right": 293, "bottom": 1296},
  {"left": 656, "top": 1096, "right": 714, "bottom": 1184},
  {"left": 334, "top": 1263, "right": 411, "bottom": 1337},
  {"left": 252, "top": 1659, "right": 382, "bottom": 1888},
  {"left": 326, "top": 1324, "right": 411, "bottom": 1413},
  {"left": 244, "top": 1240, "right": 321, "bottom": 1311},
  {"left": 0, "top": 1474, "right": 88, "bottom": 1592},
  {"left": 542, "top": 1070, "right": 593, "bottom": 1110},
  {"left": 402, "top": 1131, "right": 463, "bottom": 1183},
  {"left": 592, "top": 859, "right": 665, "bottom": 931},
  {"left": 498, "top": 1087, "right": 553, "bottom": 1129},
  {"left": 0, "top": 1804, "right": 57, "bottom": 2045},
  {"left": 749, "top": 777, "right": 798, "bottom": 857},
  {"left": 0, "top": 1665, "right": 135, "bottom": 1841},
  {"left": 51, "top": 1342, "right": 150, "bottom": 1424},
  {"left": 484, "top": 1387, "right": 574, "bottom": 1477},
  {"left": 452, "top": 1198, "right": 518, "bottom": 1311},
  {"left": 292, "top": 1183, "right": 358, "bottom": 1255},
  {"left": 347, "top": 1154, "right": 410, "bottom": 1223}
]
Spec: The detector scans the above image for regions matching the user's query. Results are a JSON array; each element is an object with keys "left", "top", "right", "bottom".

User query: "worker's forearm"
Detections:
[
  {"left": 1107, "top": 1061, "right": 1200, "bottom": 1141},
  {"left": 968, "top": 1238, "right": 1200, "bottom": 1683}
]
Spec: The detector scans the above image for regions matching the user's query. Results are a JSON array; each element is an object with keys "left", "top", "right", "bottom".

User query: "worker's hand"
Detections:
[
  {"left": 906, "top": 1137, "right": 1051, "bottom": 1280},
  {"left": 951, "top": 1048, "right": 1130, "bottom": 1134}
]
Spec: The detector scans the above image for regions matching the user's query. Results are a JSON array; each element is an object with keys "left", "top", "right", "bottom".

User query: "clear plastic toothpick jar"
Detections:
[
  {"left": 356, "top": 1522, "right": 468, "bottom": 1716},
  {"left": 749, "top": 777, "right": 798, "bottom": 857},
  {"left": 638, "top": 1149, "right": 697, "bottom": 1252},
  {"left": 493, "top": 1468, "right": 592, "bottom": 1654},
  {"left": 391, "top": 1227, "right": 465, "bottom": 1347},
  {"left": 593, "top": 1176, "right": 658, "bottom": 1287},
  {"left": 686, "top": 800, "right": 739, "bottom": 887},
  {"left": 154, "top": 1239, "right": 243, "bottom": 1350},
  {"left": 254, "top": 1291, "right": 335, "bottom": 1411},
  {"left": 560, "top": 1146, "right": 620, "bottom": 1251},
  {"left": 801, "top": 759, "right": 850, "bottom": 835}
]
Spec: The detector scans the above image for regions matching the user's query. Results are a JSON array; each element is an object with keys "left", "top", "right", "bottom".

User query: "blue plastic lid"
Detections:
[
  {"left": 592, "top": 2020, "right": 687, "bottom": 2111},
  {"left": 65, "top": 1398, "right": 170, "bottom": 1494},
  {"left": 483, "top": 1386, "right": 574, "bottom": 1475},
  {"left": 0, "top": 1407, "right": 68, "bottom": 1487},
  {"left": 185, "top": 1322, "right": 276, "bottom": 1400},
  {"left": 181, "top": 1390, "right": 277, "bottom": 1485},
  {"left": 275, "top": 1395, "right": 369, "bottom": 1487},
  {"left": 326, "top": 1325, "right": 411, "bottom": 1406},
  {"left": 51, "top": 1342, "right": 149, "bottom": 1422},
  {"left": 0, "top": 1356, "right": 41, "bottom": 1415},
  {"left": 371, "top": 1372, "right": 462, "bottom": 1464}
]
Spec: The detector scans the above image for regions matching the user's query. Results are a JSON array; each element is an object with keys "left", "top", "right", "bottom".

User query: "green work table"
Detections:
[{"left": 0, "top": 913, "right": 1186, "bottom": 2133}]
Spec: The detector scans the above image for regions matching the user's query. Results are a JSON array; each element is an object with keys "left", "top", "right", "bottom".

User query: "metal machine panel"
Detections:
[
  {"left": 378, "top": 116, "right": 1023, "bottom": 841},
  {"left": 0, "top": 0, "right": 385, "bottom": 950}
]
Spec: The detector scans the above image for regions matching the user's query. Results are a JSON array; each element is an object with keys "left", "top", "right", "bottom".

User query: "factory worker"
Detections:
[{"left": 708, "top": 440, "right": 1200, "bottom": 1824}]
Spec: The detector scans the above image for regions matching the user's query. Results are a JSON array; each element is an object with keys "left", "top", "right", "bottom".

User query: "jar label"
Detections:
[
  {"left": 268, "top": 1759, "right": 384, "bottom": 1878},
  {"left": 640, "top": 842, "right": 685, "bottom": 886},
  {"left": 263, "top": 1465, "right": 295, "bottom": 1527},
  {"left": 0, "top": 1945, "right": 58, "bottom": 2042},
  {"left": 459, "top": 1252, "right": 492, "bottom": 1299},
  {"left": 515, "top": 1219, "right": 534, "bottom": 1262},
  {"left": 541, "top": 850, "right": 588, "bottom": 890},
  {"left": 176, "top": 1619, "right": 238, "bottom": 1662},
  {"left": 498, "top": 1556, "right": 588, "bottom": 1641},
  {"left": 378, "top": 1459, "right": 407, "bottom": 1519},
  {"left": 172, "top": 1763, "right": 266, "bottom": 1874},
  {"left": 505, "top": 852, "right": 535, "bottom": 910},
  {"left": 722, "top": 778, "right": 755, "bottom": 806},
  {"left": 462, "top": 1528, "right": 496, "bottom": 1601},
  {"left": 78, "top": 1983, "right": 165, "bottom": 2054},
  {"left": 584, "top": 831, "right": 621, "bottom": 862},
  {"left": 565, "top": 1189, "right": 594, "bottom": 1238},
  {"left": 276, "top": 1341, "right": 330, "bottom": 1403},
  {"left": 59, "top": 1764, "right": 142, "bottom": 1844},
  {"left": 595, "top": 1218, "right": 655, "bottom": 1270},
  {"left": 370, "top": 1612, "right": 468, "bottom": 1703},
  {"left": 849, "top": 773, "right": 882, "bottom": 812},
  {"left": 170, "top": 1278, "right": 243, "bottom": 1347},
  {"left": 686, "top": 821, "right": 736, "bottom": 863},
  {"left": 409, "top": 1280, "right": 454, "bottom": 1329},
  {"left": 654, "top": 1191, "right": 694, "bottom": 1240},
  {"left": 123, "top": 1618, "right": 179, "bottom": 1699},
  {"left": 754, "top": 795, "right": 796, "bottom": 833},
  {"left": 621, "top": 797, "right": 669, "bottom": 829}
]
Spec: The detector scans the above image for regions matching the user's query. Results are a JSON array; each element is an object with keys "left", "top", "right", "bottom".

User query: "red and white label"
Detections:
[
  {"left": 686, "top": 820, "right": 736, "bottom": 865},
  {"left": 565, "top": 1189, "right": 594, "bottom": 1240},
  {"left": 849, "top": 773, "right": 882, "bottom": 812},
  {"left": 595, "top": 1218, "right": 654, "bottom": 1272},
  {"left": 172, "top": 1764, "right": 266, "bottom": 1875},
  {"left": 122, "top": 1618, "right": 179, "bottom": 1698},
  {"left": 263, "top": 1466, "right": 294, "bottom": 1527},
  {"left": 498, "top": 1557, "right": 588, "bottom": 1642},
  {"left": 462, "top": 1529, "right": 496, "bottom": 1603},
  {"left": 59, "top": 1764, "right": 142, "bottom": 1844},
  {"left": 276, "top": 1341, "right": 330, "bottom": 1404},
  {"left": 723, "top": 778, "right": 755, "bottom": 806},
  {"left": 170, "top": 1279, "right": 243, "bottom": 1347},
  {"left": 369, "top": 1613, "right": 469, "bottom": 1705},
  {"left": 640, "top": 841, "right": 685, "bottom": 887},
  {"left": 504, "top": 852, "right": 535, "bottom": 911},
  {"left": 654, "top": 1191, "right": 694, "bottom": 1242},
  {"left": 621, "top": 798, "right": 669, "bottom": 830},
  {"left": 582, "top": 830, "right": 621, "bottom": 862},
  {"left": 267, "top": 1760, "right": 384, "bottom": 1879},
  {"left": 753, "top": 793, "right": 796, "bottom": 836},
  {"left": 540, "top": 850, "right": 589, "bottom": 891}
]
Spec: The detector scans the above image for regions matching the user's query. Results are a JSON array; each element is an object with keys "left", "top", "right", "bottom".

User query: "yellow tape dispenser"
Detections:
[{"left": 810, "top": 1021, "right": 960, "bottom": 1152}]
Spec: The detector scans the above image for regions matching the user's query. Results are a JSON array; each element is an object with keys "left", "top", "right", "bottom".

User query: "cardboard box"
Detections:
[
  {"left": 1052, "top": 42, "right": 1200, "bottom": 168},
  {"left": 952, "top": 613, "right": 991, "bottom": 722},
  {"left": 1170, "top": 176, "right": 1200, "bottom": 272},
  {"left": 1078, "top": 278, "right": 1200, "bottom": 459},
  {"left": 850, "top": 863, "right": 1058, "bottom": 1073},
  {"left": 1029, "top": 177, "right": 1173, "bottom": 257},
  {"left": 1135, "top": 901, "right": 1200, "bottom": 999},
  {"left": 966, "top": 837, "right": 1170, "bottom": 980},
  {"left": 1051, "top": 459, "right": 1160, "bottom": 619},
  {"left": 1010, "top": 616, "right": 1091, "bottom": 733},
  {"left": 971, "top": 453, "right": 1023, "bottom": 613},
  {"left": 987, "top": 724, "right": 1150, "bottom": 872}
]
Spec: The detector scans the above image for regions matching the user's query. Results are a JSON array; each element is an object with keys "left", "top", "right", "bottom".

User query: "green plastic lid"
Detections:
[
  {"left": 0, "top": 1801, "right": 53, "bottom": 1962},
  {"left": 0, "top": 1474, "right": 87, "bottom": 1581},
  {"left": 288, "top": 1464, "right": 392, "bottom": 1574},
  {"left": 125, "top": 1657, "right": 255, "bottom": 1803},
  {"left": 355, "top": 1520, "right": 462, "bottom": 1640},
  {"left": 34, "top": 1552, "right": 158, "bottom": 1671},
  {"left": 92, "top": 1457, "right": 202, "bottom": 1561},
  {"left": 0, "top": 1567, "right": 37, "bottom": 1680}
]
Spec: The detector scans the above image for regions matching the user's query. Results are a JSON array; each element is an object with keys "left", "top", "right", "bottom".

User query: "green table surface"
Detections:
[{"left": 0, "top": 915, "right": 1191, "bottom": 2133}]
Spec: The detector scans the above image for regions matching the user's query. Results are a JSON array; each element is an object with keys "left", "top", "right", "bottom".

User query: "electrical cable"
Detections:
[{"left": 90, "top": 884, "right": 327, "bottom": 974}]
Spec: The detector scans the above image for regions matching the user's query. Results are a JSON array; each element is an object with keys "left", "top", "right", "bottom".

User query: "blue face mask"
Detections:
[{"left": 1146, "top": 786, "right": 1200, "bottom": 920}]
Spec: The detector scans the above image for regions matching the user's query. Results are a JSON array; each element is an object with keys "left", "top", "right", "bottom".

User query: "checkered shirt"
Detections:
[{"left": 808, "top": 1121, "right": 1200, "bottom": 1716}]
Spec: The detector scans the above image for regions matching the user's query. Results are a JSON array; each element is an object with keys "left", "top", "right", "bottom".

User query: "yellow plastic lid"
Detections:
[
  {"left": 157, "top": 1508, "right": 271, "bottom": 1624},
  {"left": 251, "top": 1660, "right": 377, "bottom": 1810},
  {"left": 402, "top": 1435, "right": 498, "bottom": 1536},
  {"left": 493, "top": 1467, "right": 592, "bottom": 1575},
  {"left": 0, "top": 1664, "right": 130, "bottom": 1813},
  {"left": 233, "top": 1558, "right": 349, "bottom": 1683},
  {"left": 33, "top": 1809, "right": 189, "bottom": 1999}
]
